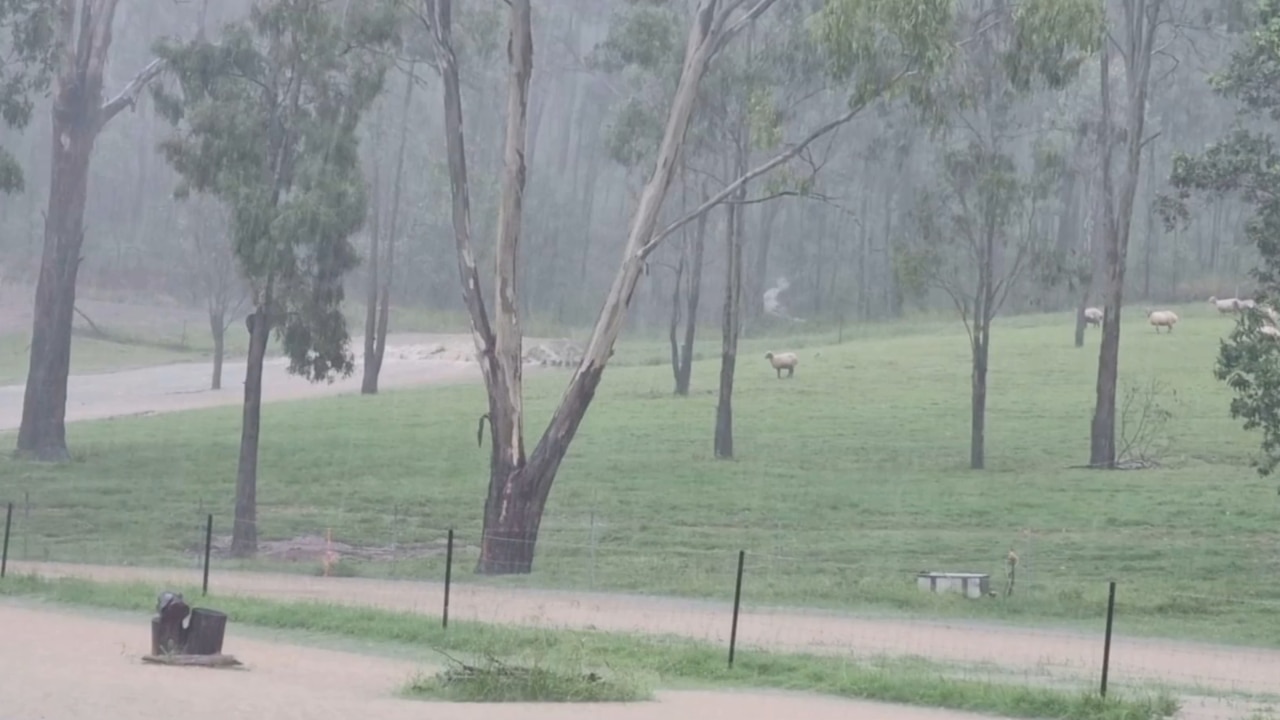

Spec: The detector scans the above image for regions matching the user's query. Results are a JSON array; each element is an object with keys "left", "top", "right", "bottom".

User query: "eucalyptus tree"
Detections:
[
  {"left": 896, "top": 0, "right": 1099, "bottom": 470},
  {"left": 16, "top": 0, "right": 168, "bottom": 461},
  {"left": 424, "top": 0, "right": 952, "bottom": 574},
  {"left": 151, "top": 0, "right": 397, "bottom": 556}
]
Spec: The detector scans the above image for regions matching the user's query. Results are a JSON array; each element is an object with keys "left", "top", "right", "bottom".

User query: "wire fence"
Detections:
[{"left": 3, "top": 499, "right": 1280, "bottom": 715}]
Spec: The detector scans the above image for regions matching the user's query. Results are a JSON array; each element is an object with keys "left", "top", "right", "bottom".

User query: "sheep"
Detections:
[
  {"left": 1261, "top": 324, "right": 1280, "bottom": 340},
  {"left": 764, "top": 351, "right": 798, "bottom": 379},
  {"left": 1144, "top": 309, "right": 1179, "bottom": 333},
  {"left": 1209, "top": 296, "right": 1241, "bottom": 314},
  {"left": 1083, "top": 307, "right": 1103, "bottom": 327},
  {"left": 1238, "top": 298, "right": 1258, "bottom": 311}
]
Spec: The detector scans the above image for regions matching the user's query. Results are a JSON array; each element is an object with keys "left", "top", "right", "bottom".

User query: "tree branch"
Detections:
[
  {"left": 639, "top": 69, "right": 911, "bottom": 258},
  {"left": 99, "top": 57, "right": 164, "bottom": 129}
]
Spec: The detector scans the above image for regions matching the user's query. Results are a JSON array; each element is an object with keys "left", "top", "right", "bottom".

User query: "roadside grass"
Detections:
[
  {"left": 0, "top": 331, "right": 208, "bottom": 385},
  {"left": 0, "top": 574, "right": 1177, "bottom": 718},
  {"left": 2, "top": 302, "right": 1278, "bottom": 648}
]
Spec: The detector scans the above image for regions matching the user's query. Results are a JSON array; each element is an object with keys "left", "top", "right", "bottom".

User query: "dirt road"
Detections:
[
  {"left": 0, "top": 602, "right": 1003, "bottom": 720},
  {"left": 11, "top": 560, "right": 1279, "bottom": 707},
  {"left": 0, "top": 333, "right": 494, "bottom": 432}
]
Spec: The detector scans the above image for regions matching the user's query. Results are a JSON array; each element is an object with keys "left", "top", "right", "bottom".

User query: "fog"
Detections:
[{"left": 0, "top": 0, "right": 1251, "bottom": 345}]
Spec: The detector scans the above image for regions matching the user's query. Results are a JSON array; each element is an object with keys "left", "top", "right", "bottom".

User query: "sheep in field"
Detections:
[
  {"left": 1239, "top": 298, "right": 1258, "bottom": 311},
  {"left": 1144, "top": 309, "right": 1179, "bottom": 333},
  {"left": 1209, "top": 296, "right": 1242, "bottom": 314},
  {"left": 1261, "top": 324, "right": 1280, "bottom": 340},
  {"left": 1083, "top": 307, "right": 1103, "bottom": 327},
  {"left": 765, "top": 351, "right": 798, "bottom": 379}
]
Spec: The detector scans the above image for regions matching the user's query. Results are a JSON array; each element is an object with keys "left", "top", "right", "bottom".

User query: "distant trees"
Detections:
[
  {"left": 152, "top": 0, "right": 396, "bottom": 556},
  {"left": 1169, "top": 0, "right": 1280, "bottom": 476},
  {"left": 16, "top": 0, "right": 166, "bottom": 461}
]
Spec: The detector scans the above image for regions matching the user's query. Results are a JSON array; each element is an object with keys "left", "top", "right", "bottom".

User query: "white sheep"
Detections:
[
  {"left": 1209, "top": 296, "right": 1241, "bottom": 314},
  {"left": 765, "top": 351, "right": 798, "bottom": 379},
  {"left": 1145, "top": 309, "right": 1179, "bottom": 333},
  {"left": 1083, "top": 307, "right": 1103, "bottom": 327},
  {"left": 1260, "top": 324, "right": 1280, "bottom": 340},
  {"left": 1238, "top": 298, "right": 1258, "bottom": 311}
]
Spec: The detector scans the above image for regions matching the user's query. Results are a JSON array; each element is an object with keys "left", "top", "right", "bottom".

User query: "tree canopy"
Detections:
[
  {"left": 0, "top": 0, "right": 57, "bottom": 192},
  {"left": 151, "top": 0, "right": 398, "bottom": 381}
]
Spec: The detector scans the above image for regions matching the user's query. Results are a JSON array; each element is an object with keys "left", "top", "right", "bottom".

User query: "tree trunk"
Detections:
[
  {"left": 714, "top": 168, "right": 746, "bottom": 459},
  {"left": 970, "top": 329, "right": 989, "bottom": 470},
  {"left": 16, "top": 1, "right": 162, "bottom": 461},
  {"left": 16, "top": 105, "right": 96, "bottom": 461},
  {"left": 231, "top": 306, "right": 271, "bottom": 557},
  {"left": 210, "top": 310, "right": 225, "bottom": 391},
  {"left": 361, "top": 156, "right": 382, "bottom": 394},
  {"left": 676, "top": 193, "right": 708, "bottom": 396},
  {"left": 1089, "top": 1, "right": 1160, "bottom": 469},
  {"left": 669, "top": 248, "right": 686, "bottom": 391}
]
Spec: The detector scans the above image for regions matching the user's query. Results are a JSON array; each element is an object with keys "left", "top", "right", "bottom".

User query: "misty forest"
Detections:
[{"left": 8, "top": 2, "right": 1280, "bottom": 708}]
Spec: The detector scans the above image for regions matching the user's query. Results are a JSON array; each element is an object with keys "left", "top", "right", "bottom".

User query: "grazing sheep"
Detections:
[
  {"left": 1209, "top": 296, "right": 1242, "bottom": 314},
  {"left": 765, "top": 351, "right": 798, "bottom": 379},
  {"left": 1261, "top": 324, "right": 1280, "bottom": 339},
  {"left": 1145, "top": 309, "right": 1179, "bottom": 333},
  {"left": 1083, "top": 307, "right": 1103, "bottom": 327}
]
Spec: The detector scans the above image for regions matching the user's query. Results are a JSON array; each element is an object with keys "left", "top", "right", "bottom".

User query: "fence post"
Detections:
[
  {"left": 1, "top": 502, "right": 13, "bottom": 579},
  {"left": 1100, "top": 580, "right": 1117, "bottom": 697},
  {"left": 728, "top": 549, "right": 746, "bottom": 668},
  {"left": 201, "top": 514, "right": 214, "bottom": 596},
  {"left": 442, "top": 528, "right": 454, "bottom": 629}
]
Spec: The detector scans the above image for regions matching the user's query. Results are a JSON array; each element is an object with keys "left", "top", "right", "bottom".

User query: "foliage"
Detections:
[
  {"left": 896, "top": 140, "right": 1066, "bottom": 328},
  {"left": 1167, "top": 0, "right": 1280, "bottom": 475},
  {"left": 150, "top": 0, "right": 397, "bottom": 382},
  {"left": 0, "top": 0, "right": 57, "bottom": 193}
]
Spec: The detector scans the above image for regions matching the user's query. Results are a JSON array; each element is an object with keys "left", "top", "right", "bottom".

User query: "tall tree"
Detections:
[
  {"left": 152, "top": 0, "right": 396, "bottom": 556},
  {"left": 1167, "top": 0, "right": 1280, "bottom": 477},
  {"left": 1088, "top": 0, "right": 1167, "bottom": 468},
  {"left": 16, "top": 0, "right": 166, "bottom": 461},
  {"left": 425, "top": 0, "right": 952, "bottom": 574},
  {"left": 896, "top": 0, "right": 1098, "bottom": 470}
]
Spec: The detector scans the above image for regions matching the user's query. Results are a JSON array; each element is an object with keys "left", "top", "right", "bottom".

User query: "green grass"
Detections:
[
  {"left": 1, "top": 302, "right": 1278, "bottom": 647},
  {"left": 0, "top": 331, "right": 209, "bottom": 385},
  {"left": 0, "top": 575, "right": 1177, "bottom": 718}
]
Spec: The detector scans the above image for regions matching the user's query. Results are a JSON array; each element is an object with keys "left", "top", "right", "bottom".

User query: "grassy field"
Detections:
[
  {"left": 1, "top": 302, "right": 1278, "bottom": 648},
  {"left": 0, "top": 575, "right": 1177, "bottom": 718}
]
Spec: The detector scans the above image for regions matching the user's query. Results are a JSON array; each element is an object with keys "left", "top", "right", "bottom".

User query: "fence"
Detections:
[{"left": 2, "top": 500, "right": 1280, "bottom": 717}]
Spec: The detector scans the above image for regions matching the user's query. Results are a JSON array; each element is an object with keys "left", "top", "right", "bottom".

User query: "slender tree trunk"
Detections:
[
  {"left": 361, "top": 158, "right": 383, "bottom": 394},
  {"left": 970, "top": 329, "right": 989, "bottom": 470},
  {"left": 210, "top": 309, "right": 225, "bottom": 391},
  {"left": 1089, "top": 0, "right": 1160, "bottom": 468},
  {"left": 714, "top": 157, "right": 747, "bottom": 459},
  {"left": 231, "top": 305, "right": 271, "bottom": 557},
  {"left": 676, "top": 193, "right": 708, "bottom": 396},
  {"left": 669, "top": 249, "right": 686, "bottom": 392}
]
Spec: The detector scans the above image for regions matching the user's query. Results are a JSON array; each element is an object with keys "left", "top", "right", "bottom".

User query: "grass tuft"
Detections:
[{"left": 405, "top": 656, "right": 647, "bottom": 703}]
